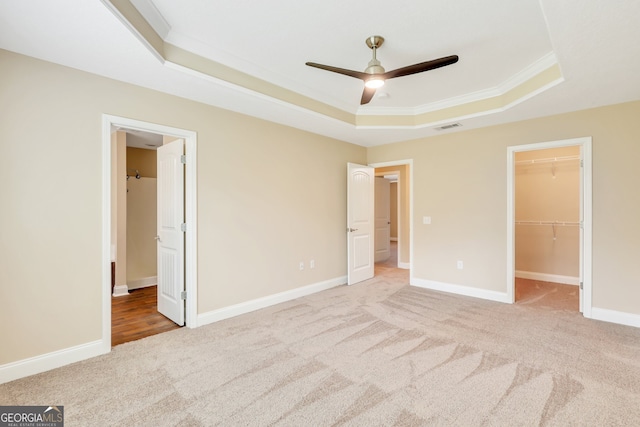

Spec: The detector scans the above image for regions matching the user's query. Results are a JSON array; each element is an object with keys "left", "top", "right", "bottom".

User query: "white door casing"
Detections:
[
  {"left": 347, "top": 163, "right": 374, "bottom": 285},
  {"left": 157, "top": 139, "right": 185, "bottom": 325},
  {"left": 103, "top": 114, "right": 197, "bottom": 353},
  {"left": 374, "top": 177, "right": 391, "bottom": 262},
  {"left": 579, "top": 145, "right": 585, "bottom": 312}
]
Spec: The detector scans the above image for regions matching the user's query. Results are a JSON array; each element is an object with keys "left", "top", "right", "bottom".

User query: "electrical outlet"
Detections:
[
  {"left": 310, "top": 260, "right": 315, "bottom": 269},
  {"left": 457, "top": 260, "right": 463, "bottom": 270},
  {"left": 299, "top": 262, "right": 304, "bottom": 271}
]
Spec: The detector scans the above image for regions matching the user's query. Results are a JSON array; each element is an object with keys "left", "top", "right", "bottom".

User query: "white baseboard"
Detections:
[
  {"left": 515, "top": 270, "right": 579, "bottom": 286},
  {"left": 197, "top": 276, "right": 347, "bottom": 327},
  {"left": 127, "top": 276, "right": 157, "bottom": 290},
  {"left": 589, "top": 307, "right": 640, "bottom": 328},
  {"left": 0, "top": 340, "right": 107, "bottom": 385},
  {"left": 112, "top": 284, "right": 129, "bottom": 297},
  {"left": 398, "top": 262, "right": 410, "bottom": 270},
  {"left": 411, "top": 277, "right": 510, "bottom": 303}
]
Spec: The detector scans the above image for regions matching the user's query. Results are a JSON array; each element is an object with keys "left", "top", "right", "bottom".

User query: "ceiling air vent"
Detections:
[{"left": 434, "top": 123, "right": 462, "bottom": 131}]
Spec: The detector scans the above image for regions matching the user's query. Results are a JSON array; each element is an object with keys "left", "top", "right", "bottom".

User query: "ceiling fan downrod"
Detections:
[{"left": 365, "top": 35, "right": 385, "bottom": 74}]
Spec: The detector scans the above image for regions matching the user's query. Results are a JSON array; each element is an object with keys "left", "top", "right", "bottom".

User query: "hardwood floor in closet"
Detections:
[{"left": 112, "top": 286, "right": 181, "bottom": 346}]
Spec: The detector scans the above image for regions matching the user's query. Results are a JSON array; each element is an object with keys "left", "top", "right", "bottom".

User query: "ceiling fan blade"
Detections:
[
  {"left": 383, "top": 55, "right": 459, "bottom": 79},
  {"left": 306, "top": 62, "right": 369, "bottom": 80},
  {"left": 361, "top": 87, "right": 376, "bottom": 105}
]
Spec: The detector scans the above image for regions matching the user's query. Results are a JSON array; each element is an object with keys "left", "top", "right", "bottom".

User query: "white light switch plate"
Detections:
[{"left": 423, "top": 216, "right": 431, "bottom": 225}]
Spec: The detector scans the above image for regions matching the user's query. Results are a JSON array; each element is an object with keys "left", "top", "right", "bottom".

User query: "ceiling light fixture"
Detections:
[
  {"left": 365, "top": 77, "right": 385, "bottom": 89},
  {"left": 364, "top": 37, "right": 386, "bottom": 89}
]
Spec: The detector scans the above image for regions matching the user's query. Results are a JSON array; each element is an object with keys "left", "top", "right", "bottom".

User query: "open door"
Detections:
[
  {"left": 347, "top": 163, "right": 374, "bottom": 285},
  {"left": 374, "top": 177, "right": 391, "bottom": 262},
  {"left": 157, "top": 139, "right": 185, "bottom": 325}
]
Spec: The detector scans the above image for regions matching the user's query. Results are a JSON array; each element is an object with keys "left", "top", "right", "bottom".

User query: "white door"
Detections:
[
  {"left": 374, "top": 177, "right": 391, "bottom": 262},
  {"left": 347, "top": 163, "right": 374, "bottom": 285},
  {"left": 157, "top": 139, "right": 185, "bottom": 325}
]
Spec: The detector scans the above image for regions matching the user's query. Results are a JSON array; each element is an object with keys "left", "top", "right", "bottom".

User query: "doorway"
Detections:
[
  {"left": 111, "top": 129, "right": 182, "bottom": 345},
  {"left": 346, "top": 160, "right": 413, "bottom": 285},
  {"left": 374, "top": 175, "right": 396, "bottom": 268},
  {"left": 101, "top": 115, "right": 198, "bottom": 349},
  {"left": 373, "top": 162, "right": 411, "bottom": 271},
  {"left": 507, "top": 137, "right": 592, "bottom": 317},
  {"left": 514, "top": 145, "right": 580, "bottom": 311}
]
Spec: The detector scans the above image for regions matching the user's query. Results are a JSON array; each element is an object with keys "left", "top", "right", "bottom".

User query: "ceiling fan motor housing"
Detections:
[{"left": 365, "top": 59, "right": 385, "bottom": 75}]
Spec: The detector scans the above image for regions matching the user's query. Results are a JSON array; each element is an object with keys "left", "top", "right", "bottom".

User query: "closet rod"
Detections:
[
  {"left": 515, "top": 155, "right": 580, "bottom": 166},
  {"left": 516, "top": 220, "right": 580, "bottom": 240}
]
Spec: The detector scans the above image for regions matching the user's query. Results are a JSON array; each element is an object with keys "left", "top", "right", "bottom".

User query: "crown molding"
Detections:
[
  {"left": 129, "top": 0, "right": 171, "bottom": 39},
  {"left": 361, "top": 52, "right": 559, "bottom": 117},
  {"left": 356, "top": 63, "right": 564, "bottom": 129}
]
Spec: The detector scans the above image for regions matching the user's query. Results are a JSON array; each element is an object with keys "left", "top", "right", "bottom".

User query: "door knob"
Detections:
[{"left": 347, "top": 228, "right": 358, "bottom": 232}]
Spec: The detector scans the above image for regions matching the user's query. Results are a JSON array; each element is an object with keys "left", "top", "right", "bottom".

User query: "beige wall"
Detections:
[
  {"left": 126, "top": 147, "right": 157, "bottom": 284},
  {"left": 390, "top": 182, "right": 398, "bottom": 239},
  {"left": 515, "top": 146, "right": 580, "bottom": 278},
  {"left": 127, "top": 146, "right": 157, "bottom": 178},
  {"left": 375, "top": 165, "right": 410, "bottom": 265},
  {"left": 0, "top": 49, "right": 366, "bottom": 365},
  {"left": 201, "top": 119, "right": 365, "bottom": 311},
  {"left": 126, "top": 177, "right": 157, "bottom": 283},
  {"left": 368, "top": 100, "right": 640, "bottom": 315}
]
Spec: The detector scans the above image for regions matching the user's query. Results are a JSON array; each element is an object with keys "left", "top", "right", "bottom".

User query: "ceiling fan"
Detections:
[{"left": 306, "top": 35, "right": 459, "bottom": 105}]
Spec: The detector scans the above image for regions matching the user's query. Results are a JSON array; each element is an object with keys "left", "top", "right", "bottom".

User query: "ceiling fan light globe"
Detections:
[{"left": 365, "top": 78, "right": 385, "bottom": 89}]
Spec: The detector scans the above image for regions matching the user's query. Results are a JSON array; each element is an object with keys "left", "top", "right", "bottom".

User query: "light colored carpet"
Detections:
[{"left": 2, "top": 270, "right": 640, "bottom": 426}]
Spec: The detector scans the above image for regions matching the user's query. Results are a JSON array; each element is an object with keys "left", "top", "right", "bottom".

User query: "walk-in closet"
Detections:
[{"left": 514, "top": 146, "right": 581, "bottom": 310}]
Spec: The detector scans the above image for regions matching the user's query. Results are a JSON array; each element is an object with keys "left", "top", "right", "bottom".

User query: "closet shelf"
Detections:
[
  {"left": 516, "top": 220, "right": 580, "bottom": 240},
  {"left": 515, "top": 220, "right": 580, "bottom": 226},
  {"left": 515, "top": 155, "right": 580, "bottom": 166}
]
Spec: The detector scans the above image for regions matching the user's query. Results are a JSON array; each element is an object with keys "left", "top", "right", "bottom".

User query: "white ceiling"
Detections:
[{"left": 1, "top": 0, "right": 639, "bottom": 147}]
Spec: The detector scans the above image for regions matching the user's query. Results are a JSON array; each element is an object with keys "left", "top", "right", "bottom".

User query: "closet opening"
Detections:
[
  {"left": 507, "top": 136, "right": 592, "bottom": 317},
  {"left": 514, "top": 145, "right": 581, "bottom": 311}
]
